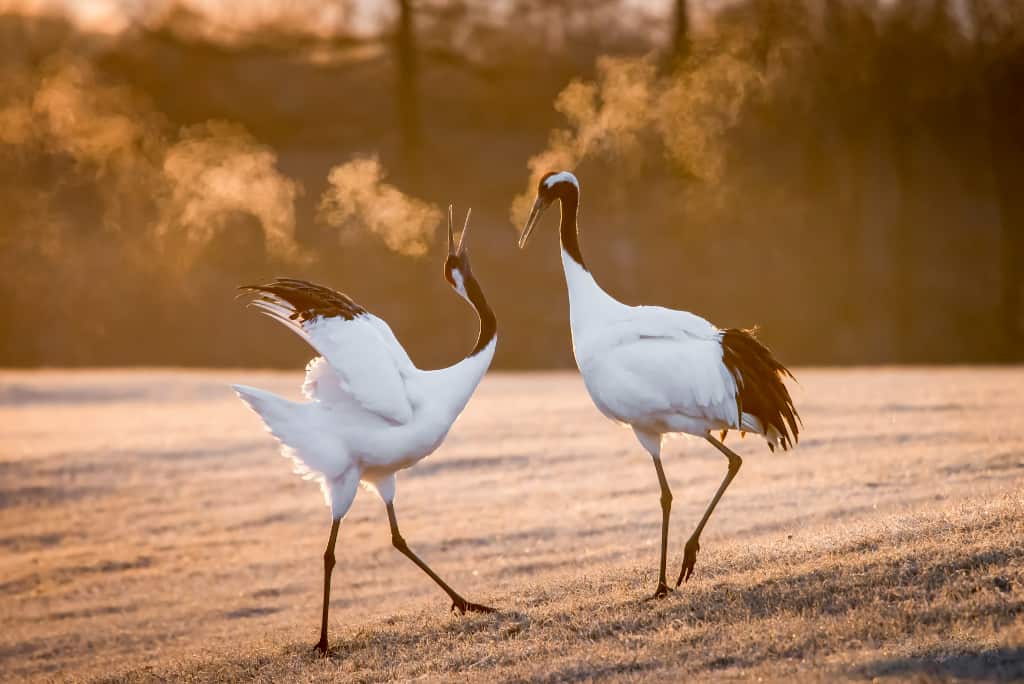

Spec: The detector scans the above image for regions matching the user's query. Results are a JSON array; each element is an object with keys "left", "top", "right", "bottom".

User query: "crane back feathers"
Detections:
[{"left": 721, "top": 328, "right": 800, "bottom": 452}]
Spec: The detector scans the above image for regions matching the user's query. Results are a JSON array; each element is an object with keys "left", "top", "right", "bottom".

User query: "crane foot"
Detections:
[
  {"left": 650, "top": 581, "right": 673, "bottom": 600},
  {"left": 451, "top": 598, "right": 496, "bottom": 615},
  {"left": 676, "top": 538, "right": 700, "bottom": 586}
]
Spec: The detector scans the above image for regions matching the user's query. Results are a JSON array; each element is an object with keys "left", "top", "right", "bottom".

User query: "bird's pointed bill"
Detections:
[
  {"left": 459, "top": 208, "right": 471, "bottom": 254},
  {"left": 518, "top": 198, "right": 545, "bottom": 249},
  {"left": 447, "top": 204, "right": 457, "bottom": 256}
]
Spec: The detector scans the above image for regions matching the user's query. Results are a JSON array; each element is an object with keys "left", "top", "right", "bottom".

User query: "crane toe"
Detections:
[
  {"left": 650, "top": 582, "right": 673, "bottom": 600},
  {"left": 312, "top": 639, "right": 330, "bottom": 657},
  {"left": 451, "top": 598, "right": 497, "bottom": 615},
  {"left": 676, "top": 539, "right": 700, "bottom": 586}
]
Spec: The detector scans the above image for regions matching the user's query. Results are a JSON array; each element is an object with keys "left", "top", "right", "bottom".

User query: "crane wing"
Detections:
[
  {"left": 574, "top": 304, "right": 719, "bottom": 359},
  {"left": 242, "top": 278, "right": 415, "bottom": 424},
  {"left": 575, "top": 304, "right": 739, "bottom": 427},
  {"left": 584, "top": 335, "right": 738, "bottom": 426}
]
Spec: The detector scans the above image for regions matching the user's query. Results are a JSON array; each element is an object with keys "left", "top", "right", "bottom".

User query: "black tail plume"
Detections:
[{"left": 721, "top": 327, "right": 800, "bottom": 451}]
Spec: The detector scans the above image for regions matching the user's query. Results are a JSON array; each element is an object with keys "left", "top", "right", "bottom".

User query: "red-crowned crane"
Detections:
[
  {"left": 233, "top": 207, "right": 497, "bottom": 654},
  {"left": 518, "top": 172, "right": 800, "bottom": 598}
]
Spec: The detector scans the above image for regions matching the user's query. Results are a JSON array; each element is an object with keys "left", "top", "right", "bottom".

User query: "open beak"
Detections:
[
  {"left": 518, "top": 197, "right": 546, "bottom": 249},
  {"left": 447, "top": 205, "right": 457, "bottom": 256},
  {"left": 458, "top": 208, "right": 471, "bottom": 255},
  {"left": 447, "top": 204, "right": 471, "bottom": 256}
]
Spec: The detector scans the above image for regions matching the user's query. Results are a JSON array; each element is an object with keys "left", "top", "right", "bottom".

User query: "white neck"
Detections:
[
  {"left": 561, "top": 248, "right": 620, "bottom": 334},
  {"left": 451, "top": 269, "right": 470, "bottom": 302},
  {"left": 425, "top": 336, "right": 497, "bottom": 421}
]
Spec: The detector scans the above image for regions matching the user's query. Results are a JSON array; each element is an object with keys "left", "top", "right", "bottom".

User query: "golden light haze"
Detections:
[
  {"left": 0, "top": 0, "right": 1021, "bottom": 368},
  {"left": 512, "top": 48, "right": 759, "bottom": 228},
  {"left": 319, "top": 157, "right": 441, "bottom": 258},
  {"left": 2, "top": 3, "right": 1024, "bottom": 681},
  {"left": 0, "top": 53, "right": 437, "bottom": 268}
]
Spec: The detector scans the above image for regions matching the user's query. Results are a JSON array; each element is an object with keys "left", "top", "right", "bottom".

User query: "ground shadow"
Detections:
[{"left": 854, "top": 647, "right": 1024, "bottom": 682}]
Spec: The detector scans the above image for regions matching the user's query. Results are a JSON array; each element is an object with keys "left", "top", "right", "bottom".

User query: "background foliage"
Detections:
[{"left": 1, "top": 0, "right": 1022, "bottom": 368}]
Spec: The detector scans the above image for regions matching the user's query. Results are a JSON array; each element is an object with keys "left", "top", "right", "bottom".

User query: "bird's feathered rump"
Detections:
[
  {"left": 231, "top": 383, "right": 349, "bottom": 481},
  {"left": 721, "top": 328, "right": 800, "bottom": 452}
]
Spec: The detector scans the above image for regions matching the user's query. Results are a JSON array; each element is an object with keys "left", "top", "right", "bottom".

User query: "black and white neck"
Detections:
[
  {"left": 451, "top": 269, "right": 497, "bottom": 357},
  {"left": 544, "top": 172, "right": 622, "bottom": 329},
  {"left": 545, "top": 172, "right": 586, "bottom": 271}
]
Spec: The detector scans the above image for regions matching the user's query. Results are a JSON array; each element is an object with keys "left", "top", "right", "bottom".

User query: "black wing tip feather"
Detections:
[
  {"left": 721, "top": 327, "right": 801, "bottom": 451},
  {"left": 236, "top": 277, "right": 367, "bottom": 322}
]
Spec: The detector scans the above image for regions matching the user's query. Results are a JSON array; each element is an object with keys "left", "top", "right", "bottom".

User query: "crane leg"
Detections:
[
  {"left": 314, "top": 517, "right": 341, "bottom": 655},
  {"left": 676, "top": 435, "right": 742, "bottom": 586},
  {"left": 386, "top": 502, "right": 496, "bottom": 615},
  {"left": 650, "top": 455, "right": 673, "bottom": 598}
]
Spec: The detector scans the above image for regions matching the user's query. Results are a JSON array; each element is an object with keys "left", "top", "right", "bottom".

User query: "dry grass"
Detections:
[{"left": 1, "top": 368, "right": 1022, "bottom": 682}]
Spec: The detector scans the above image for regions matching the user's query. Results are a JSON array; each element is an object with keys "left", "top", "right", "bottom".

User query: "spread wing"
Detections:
[{"left": 241, "top": 278, "right": 415, "bottom": 424}]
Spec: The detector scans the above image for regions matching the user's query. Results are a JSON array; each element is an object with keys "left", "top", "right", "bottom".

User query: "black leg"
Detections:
[
  {"left": 314, "top": 518, "right": 341, "bottom": 655},
  {"left": 386, "top": 502, "right": 495, "bottom": 614},
  {"left": 651, "top": 455, "right": 673, "bottom": 598},
  {"left": 676, "top": 435, "right": 742, "bottom": 586}
]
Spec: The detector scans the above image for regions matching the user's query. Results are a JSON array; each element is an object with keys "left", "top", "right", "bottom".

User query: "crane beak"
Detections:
[
  {"left": 447, "top": 205, "right": 471, "bottom": 257},
  {"left": 458, "top": 207, "right": 471, "bottom": 255},
  {"left": 518, "top": 197, "right": 545, "bottom": 249},
  {"left": 447, "top": 204, "right": 457, "bottom": 256}
]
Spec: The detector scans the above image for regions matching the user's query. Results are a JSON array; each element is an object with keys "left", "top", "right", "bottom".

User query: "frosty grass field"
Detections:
[{"left": 1, "top": 368, "right": 1022, "bottom": 682}]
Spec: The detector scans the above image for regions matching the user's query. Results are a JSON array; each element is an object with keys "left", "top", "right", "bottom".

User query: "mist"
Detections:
[
  {"left": 1, "top": 0, "right": 1022, "bottom": 367},
  {"left": 1, "top": 55, "right": 304, "bottom": 264},
  {"left": 511, "top": 43, "right": 760, "bottom": 227},
  {"left": 319, "top": 157, "right": 441, "bottom": 258}
]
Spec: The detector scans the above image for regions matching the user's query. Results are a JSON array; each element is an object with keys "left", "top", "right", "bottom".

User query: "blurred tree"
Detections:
[
  {"left": 971, "top": 0, "right": 1024, "bottom": 361},
  {"left": 2, "top": 0, "right": 1023, "bottom": 367},
  {"left": 987, "top": 63, "right": 1024, "bottom": 361},
  {"left": 671, "top": 0, "right": 689, "bottom": 60},
  {"left": 395, "top": 0, "right": 422, "bottom": 186}
]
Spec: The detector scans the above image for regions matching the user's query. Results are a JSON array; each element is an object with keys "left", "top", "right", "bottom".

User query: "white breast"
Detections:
[{"left": 561, "top": 250, "right": 739, "bottom": 436}]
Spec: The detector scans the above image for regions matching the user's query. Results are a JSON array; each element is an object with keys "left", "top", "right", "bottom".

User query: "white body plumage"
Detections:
[
  {"left": 560, "top": 249, "right": 773, "bottom": 448},
  {"left": 518, "top": 170, "right": 799, "bottom": 593},
  {"left": 234, "top": 211, "right": 497, "bottom": 521},
  {"left": 233, "top": 320, "right": 495, "bottom": 517},
  {"left": 520, "top": 171, "right": 797, "bottom": 457},
  {"left": 234, "top": 209, "right": 499, "bottom": 650}
]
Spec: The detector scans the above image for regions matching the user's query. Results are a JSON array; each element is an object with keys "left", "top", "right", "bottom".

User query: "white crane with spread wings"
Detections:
[{"left": 233, "top": 208, "right": 497, "bottom": 654}]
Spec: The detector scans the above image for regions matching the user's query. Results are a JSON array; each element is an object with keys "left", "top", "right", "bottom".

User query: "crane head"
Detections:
[
  {"left": 443, "top": 204, "right": 474, "bottom": 299},
  {"left": 518, "top": 170, "right": 579, "bottom": 249}
]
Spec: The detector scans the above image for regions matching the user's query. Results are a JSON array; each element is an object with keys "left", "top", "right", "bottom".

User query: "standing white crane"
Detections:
[
  {"left": 233, "top": 207, "right": 497, "bottom": 655},
  {"left": 518, "top": 171, "right": 800, "bottom": 598}
]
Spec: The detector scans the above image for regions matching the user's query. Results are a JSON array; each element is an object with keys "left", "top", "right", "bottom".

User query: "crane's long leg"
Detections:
[
  {"left": 314, "top": 518, "right": 341, "bottom": 655},
  {"left": 676, "top": 435, "right": 742, "bottom": 586},
  {"left": 651, "top": 455, "right": 673, "bottom": 598},
  {"left": 386, "top": 502, "right": 495, "bottom": 614}
]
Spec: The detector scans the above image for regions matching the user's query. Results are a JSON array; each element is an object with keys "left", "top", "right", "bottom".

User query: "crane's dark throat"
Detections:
[
  {"left": 463, "top": 273, "right": 496, "bottom": 356},
  {"left": 556, "top": 186, "right": 586, "bottom": 269}
]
